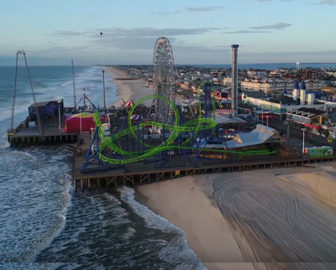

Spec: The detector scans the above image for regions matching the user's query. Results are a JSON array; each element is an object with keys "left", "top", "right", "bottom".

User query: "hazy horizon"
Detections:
[
  {"left": 1, "top": 0, "right": 335, "bottom": 65},
  {"left": 1, "top": 62, "right": 336, "bottom": 68}
]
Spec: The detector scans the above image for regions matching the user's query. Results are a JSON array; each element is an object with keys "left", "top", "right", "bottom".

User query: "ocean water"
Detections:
[
  {"left": 0, "top": 66, "right": 204, "bottom": 269},
  {"left": 194, "top": 63, "right": 336, "bottom": 70}
]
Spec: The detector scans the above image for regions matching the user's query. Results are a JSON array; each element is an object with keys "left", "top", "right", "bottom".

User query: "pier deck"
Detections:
[
  {"left": 8, "top": 127, "right": 78, "bottom": 145},
  {"left": 72, "top": 134, "right": 335, "bottom": 190}
]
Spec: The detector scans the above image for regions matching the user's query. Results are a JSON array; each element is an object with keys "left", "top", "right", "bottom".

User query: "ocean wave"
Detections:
[
  {"left": 119, "top": 186, "right": 205, "bottom": 269},
  {"left": 119, "top": 186, "right": 178, "bottom": 232},
  {"left": 27, "top": 173, "right": 72, "bottom": 262},
  {"left": 102, "top": 192, "right": 121, "bottom": 205},
  {"left": 0, "top": 263, "right": 64, "bottom": 270},
  {"left": 10, "top": 150, "right": 37, "bottom": 162},
  {"left": 0, "top": 103, "right": 29, "bottom": 123},
  {"left": 121, "top": 227, "right": 136, "bottom": 241},
  {"left": 0, "top": 141, "right": 10, "bottom": 149},
  {"left": 0, "top": 147, "right": 73, "bottom": 262}
]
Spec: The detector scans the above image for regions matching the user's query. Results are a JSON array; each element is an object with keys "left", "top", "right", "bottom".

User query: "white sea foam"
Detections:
[
  {"left": 119, "top": 186, "right": 178, "bottom": 232},
  {"left": 102, "top": 192, "right": 121, "bottom": 204},
  {"left": 0, "top": 141, "right": 10, "bottom": 149},
  {"left": 0, "top": 146, "right": 74, "bottom": 262},
  {"left": 119, "top": 186, "right": 205, "bottom": 269},
  {"left": 0, "top": 103, "right": 29, "bottom": 122},
  {"left": 30, "top": 173, "right": 72, "bottom": 261},
  {"left": 0, "top": 66, "right": 120, "bottom": 264},
  {"left": 10, "top": 150, "right": 37, "bottom": 162},
  {"left": 121, "top": 227, "right": 136, "bottom": 241}
]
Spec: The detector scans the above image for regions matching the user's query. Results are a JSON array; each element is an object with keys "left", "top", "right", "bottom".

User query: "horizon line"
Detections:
[{"left": 0, "top": 62, "right": 336, "bottom": 67}]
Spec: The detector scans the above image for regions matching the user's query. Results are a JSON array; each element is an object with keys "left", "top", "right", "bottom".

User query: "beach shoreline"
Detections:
[
  {"left": 105, "top": 66, "right": 152, "bottom": 107},
  {"left": 137, "top": 164, "right": 336, "bottom": 269},
  {"left": 136, "top": 177, "right": 255, "bottom": 270},
  {"left": 101, "top": 67, "right": 336, "bottom": 269},
  {"left": 106, "top": 66, "right": 254, "bottom": 269}
]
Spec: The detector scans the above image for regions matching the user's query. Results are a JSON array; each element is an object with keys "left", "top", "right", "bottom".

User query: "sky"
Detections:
[{"left": 0, "top": 0, "right": 335, "bottom": 65}]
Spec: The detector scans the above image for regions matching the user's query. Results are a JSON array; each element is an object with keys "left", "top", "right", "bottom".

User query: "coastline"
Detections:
[
  {"left": 91, "top": 66, "right": 336, "bottom": 269},
  {"left": 136, "top": 164, "right": 336, "bottom": 269},
  {"left": 136, "top": 177, "right": 254, "bottom": 270},
  {"left": 105, "top": 66, "right": 254, "bottom": 269},
  {"left": 105, "top": 66, "right": 152, "bottom": 107}
]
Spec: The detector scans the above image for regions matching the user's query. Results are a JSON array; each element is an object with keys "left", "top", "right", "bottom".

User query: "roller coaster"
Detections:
[
  {"left": 81, "top": 37, "right": 276, "bottom": 172},
  {"left": 81, "top": 82, "right": 276, "bottom": 172}
]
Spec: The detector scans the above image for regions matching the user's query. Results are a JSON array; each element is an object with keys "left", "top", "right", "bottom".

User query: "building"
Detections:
[
  {"left": 286, "top": 107, "right": 325, "bottom": 127},
  {"left": 241, "top": 79, "right": 325, "bottom": 94}
]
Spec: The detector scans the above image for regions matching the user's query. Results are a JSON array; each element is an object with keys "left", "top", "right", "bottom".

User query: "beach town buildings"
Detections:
[{"left": 241, "top": 79, "right": 325, "bottom": 94}]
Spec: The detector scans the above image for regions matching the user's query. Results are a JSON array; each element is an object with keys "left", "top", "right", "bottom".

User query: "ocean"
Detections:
[
  {"left": 195, "top": 63, "right": 336, "bottom": 70},
  {"left": 0, "top": 66, "right": 204, "bottom": 269},
  {"left": 1, "top": 63, "right": 335, "bottom": 269}
]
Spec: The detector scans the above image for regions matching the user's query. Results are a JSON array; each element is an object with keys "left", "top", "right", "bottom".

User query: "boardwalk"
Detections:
[{"left": 72, "top": 134, "right": 335, "bottom": 190}]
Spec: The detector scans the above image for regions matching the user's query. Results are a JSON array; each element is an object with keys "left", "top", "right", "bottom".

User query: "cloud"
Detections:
[
  {"left": 223, "top": 30, "right": 271, "bottom": 34},
  {"left": 86, "top": 27, "right": 220, "bottom": 50},
  {"left": 224, "top": 22, "right": 291, "bottom": 34},
  {"left": 250, "top": 22, "right": 291, "bottom": 30},
  {"left": 152, "top": 5, "right": 223, "bottom": 15},
  {"left": 185, "top": 6, "right": 223, "bottom": 12},
  {"left": 97, "top": 27, "right": 218, "bottom": 37},
  {"left": 49, "top": 27, "right": 220, "bottom": 52},
  {"left": 254, "top": 0, "right": 336, "bottom": 3},
  {"left": 51, "top": 30, "right": 88, "bottom": 37},
  {"left": 318, "top": 0, "right": 336, "bottom": 4},
  {"left": 254, "top": 0, "right": 293, "bottom": 2},
  {"left": 151, "top": 11, "right": 181, "bottom": 15}
]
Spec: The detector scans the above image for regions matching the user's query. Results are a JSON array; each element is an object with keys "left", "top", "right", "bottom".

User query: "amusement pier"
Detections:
[{"left": 7, "top": 39, "right": 336, "bottom": 190}]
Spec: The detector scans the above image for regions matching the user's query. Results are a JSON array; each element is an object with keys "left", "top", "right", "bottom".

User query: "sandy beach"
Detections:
[
  {"left": 105, "top": 66, "right": 152, "bottom": 107},
  {"left": 137, "top": 164, "right": 336, "bottom": 270},
  {"left": 104, "top": 66, "right": 336, "bottom": 269},
  {"left": 137, "top": 177, "right": 254, "bottom": 270}
]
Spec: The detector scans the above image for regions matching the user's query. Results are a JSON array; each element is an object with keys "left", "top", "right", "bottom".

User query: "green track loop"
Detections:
[{"left": 93, "top": 83, "right": 276, "bottom": 165}]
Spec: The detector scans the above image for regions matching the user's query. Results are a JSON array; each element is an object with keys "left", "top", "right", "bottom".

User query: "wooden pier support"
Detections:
[
  {"left": 9, "top": 133, "right": 78, "bottom": 146},
  {"left": 72, "top": 156, "right": 336, "bottom": 191}
]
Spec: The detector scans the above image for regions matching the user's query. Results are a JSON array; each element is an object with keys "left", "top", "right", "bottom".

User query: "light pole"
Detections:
[
  {"left": 301, "top": 128, "right": 306, "bottom": 154},
  {"left": 284, "top": 120, "right": 290, "bottom": 141},
  {"left": 71, "top": 59, "right": 76, "bottom": 109},
  {"left": 266, "top": 115, "right": 269, "bottom": 127},
  {"left": 58, "top": 100, "right": 62, "bottom": 131},
  {"left": 102, "top": 69, "right": 106, "bottom": 111}
]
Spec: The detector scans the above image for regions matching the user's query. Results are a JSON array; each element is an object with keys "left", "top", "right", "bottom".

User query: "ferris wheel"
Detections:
[{"left": 153, "top": 37, "right": 174, "bottom": 123}]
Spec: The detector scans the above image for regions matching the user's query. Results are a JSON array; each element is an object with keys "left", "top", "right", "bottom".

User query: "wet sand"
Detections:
[
  {"left": 136, "top": 177, "right": 254, "bottom": 270},
  {"left": 137, "top": 164, "right": 336, "bottom": 270},
  {"left": 105, "top": 66, "right": 152, "bottom": 107}
]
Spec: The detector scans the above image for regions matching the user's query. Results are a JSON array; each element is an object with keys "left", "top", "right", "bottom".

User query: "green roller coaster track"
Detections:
[{"left": 92, "top": 82, "right": 276, "bottom": 165}]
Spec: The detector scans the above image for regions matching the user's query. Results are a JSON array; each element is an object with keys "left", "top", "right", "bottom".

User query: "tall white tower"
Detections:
[{"left": 231, "top": 44, "right": 239, "bottom": 111}]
